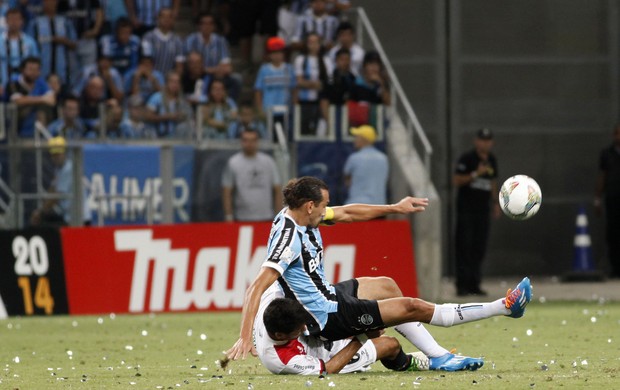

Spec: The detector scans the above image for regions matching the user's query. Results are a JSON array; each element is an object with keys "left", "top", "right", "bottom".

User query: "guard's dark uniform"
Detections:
[
  {"left": 454, "top": 150, "right": 498, "bottom": 295},
  {"left": 599, "top": 144, "right": 620, "bottom": 277}
]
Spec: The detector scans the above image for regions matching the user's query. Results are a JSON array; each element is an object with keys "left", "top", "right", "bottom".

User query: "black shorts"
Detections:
[{"left": 320, "top": 279, "right": 385, "bottom": 341}]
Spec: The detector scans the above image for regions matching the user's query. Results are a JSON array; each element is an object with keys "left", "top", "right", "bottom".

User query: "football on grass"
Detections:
[{"left": 498, "top": 175, "right": 542, "bottom": 220}]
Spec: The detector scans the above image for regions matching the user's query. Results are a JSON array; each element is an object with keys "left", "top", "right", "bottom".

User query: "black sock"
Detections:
[{"left": 380, "top": 348, "right": 410, "bottom": 371}]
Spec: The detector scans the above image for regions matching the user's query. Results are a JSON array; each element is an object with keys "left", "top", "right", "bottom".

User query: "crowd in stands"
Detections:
[{"left": 0, "top": 0, "right": 391, "bottom": 141}]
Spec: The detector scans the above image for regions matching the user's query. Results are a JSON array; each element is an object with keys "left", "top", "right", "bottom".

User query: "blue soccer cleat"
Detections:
[
  {"left": 429, "top": 353, "right": 484, "bottom": 371},
  {"left": 505, "top": 277, "right": 532, "bottom": 318}
]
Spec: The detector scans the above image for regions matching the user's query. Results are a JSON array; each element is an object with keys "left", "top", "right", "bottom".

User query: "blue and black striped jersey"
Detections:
[{"left": 262, "top": 208, "right": 337, "bottom": 334}]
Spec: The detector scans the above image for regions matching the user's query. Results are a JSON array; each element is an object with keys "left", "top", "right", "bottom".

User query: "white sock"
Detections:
[
  {"left": 429, "top": 299, "right": 509, "bottom": 327},
  {"left": 394, "top": 322, "right": 450, "bottom": 358}
]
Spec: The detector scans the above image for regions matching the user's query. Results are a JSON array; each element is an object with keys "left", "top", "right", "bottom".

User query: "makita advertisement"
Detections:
[{"left": 60, "top": 221, "right": 417, "bottom": 315}]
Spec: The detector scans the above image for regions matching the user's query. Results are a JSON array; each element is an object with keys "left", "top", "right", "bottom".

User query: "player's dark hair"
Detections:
[
  {"left": 263, "top": 298, "right": 307, "bottom": 335},
  {"left": 283, "top": 176, "right": 328, "bottom": 209}
]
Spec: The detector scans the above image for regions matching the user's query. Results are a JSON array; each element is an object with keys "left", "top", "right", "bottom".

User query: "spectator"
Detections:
[
  {"left": 321, "top": 48, "right": 355, "bottom": 106},
  {"left": 200, "top": 79, "right": 237, "bottom": 139},
  {"left": 145, "top": 71, "right": 193, "bottom": 138},
  {"left": 99, "top": 17, "right": 141, "bottom": 78},
  {"left": 350, "top": 53, "right": 390, "bottom": 105},
  {"left": 181, "top": 50, "right": 211, "bottom": 105},
  {"left": 229, "top": 0, "right": 279, "bottom": 70},
  {"left": 343, "top": 125, "right": 388, "bottom": 205},
  {"left": 100, "top": 0, "right": 128, "bottom": 35},
  {"left": 0, "top": 8, "right": 39, "bottom": 96},
  {"left": 73, "top": 52, "right": 125, "bottom": 102},
  {"left": 328, "top": 21, "right": 364, "bottom": 75},
  {"left": 595, "top": 124, "right": 620, "bottom": 278},
  {"left": 104, "top": 103, "right": 135, "bottom": 138},
  {"left": 141, "top": 7, "right": 184, "bottom": 75},
  {"left": 294, "top": 32, "right": 332, "bottom": 136},
  {"left": 31, "top": 136, "right": 90, "bottom": 226},
  {"left": 221, "top": 128, "right": 282, "bottom": 222},
  {"left": 124, "top": 0, "right": 180, "bottom": 37},
  {"left": 58, "top": 0, "right": 104, "bottom": 69},
  {"left": 184, "top": 12, "right": 240, "bottom": 100},
  {"left": 325, "top": 0, "right": 351, "bottom": 16},
  {"left": 123, "top": 53, "right": 164, "bottom": 103},
  {"left": 10, "top": 0, "right": 43, "bottom": 27},
  {"left": 78, "top": 75, "right": 107, "bottom": 136},
  {"left": 48, "top": 96, "right": 87, "bottom": 138},
  {"left": 46, "top": 72, "right": 72, "bottom": 103},
  {"left": 453, "top": 128, "right": 500, "bottom": 296},
  {"left": 227, "top": 102, "right": 267, "bottom": 139},
  {"left": 120, "top": 95, "right": 156, "bottom": 138},
  {"left": 26, "top": 0, "right": 77, "bottom": 85},
  {"left": 254, "top": 37, "right": 296, "bottom": 125},
  {"left": 4, "top": 57, "right": 56, "bottom": 137},
  {"left": 0, "top": 2, "right": 7, "bottom": 31},
  {"left": 291, "top": 0, "right": 339, "bottom": 50}
]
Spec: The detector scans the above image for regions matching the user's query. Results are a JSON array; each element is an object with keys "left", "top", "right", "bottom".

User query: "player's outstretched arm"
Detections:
[
  {"left": 331, "top": 196, "right": 429, "bottom": 223},
  {"left": 226, "top": 267, "right": 280, "bottom": 360}
]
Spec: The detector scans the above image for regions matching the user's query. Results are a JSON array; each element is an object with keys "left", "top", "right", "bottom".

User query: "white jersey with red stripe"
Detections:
[{"left": 253, "top": 284, "right": 377, "bottom": 375}]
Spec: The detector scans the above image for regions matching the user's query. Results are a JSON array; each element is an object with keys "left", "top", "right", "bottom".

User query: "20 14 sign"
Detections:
[{"left": 0, "top": 228, "right": 69, "bottom": 317}]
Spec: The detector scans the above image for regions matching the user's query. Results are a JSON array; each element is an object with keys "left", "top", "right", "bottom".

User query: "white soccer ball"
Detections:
[{"left": 498, "top": 175, "right": 542, "bottom": 220}]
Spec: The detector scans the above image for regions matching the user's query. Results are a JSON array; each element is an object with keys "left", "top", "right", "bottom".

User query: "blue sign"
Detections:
[{"left": 83, "top": 144, "right": 194, "bottom": 225}]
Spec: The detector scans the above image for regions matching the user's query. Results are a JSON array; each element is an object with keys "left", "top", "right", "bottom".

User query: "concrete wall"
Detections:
[{"left": 355, "top": 0, "right": 615, "bottom": 277}]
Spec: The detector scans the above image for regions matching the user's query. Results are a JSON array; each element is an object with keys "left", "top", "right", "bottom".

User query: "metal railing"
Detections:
[{"left": 353, "top": 8, "right": 434, "bottom": 173}]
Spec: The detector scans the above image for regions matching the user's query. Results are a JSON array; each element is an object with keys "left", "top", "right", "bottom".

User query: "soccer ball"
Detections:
[{"left": 498, "top": 175, "right": 542, "bottom": 220}]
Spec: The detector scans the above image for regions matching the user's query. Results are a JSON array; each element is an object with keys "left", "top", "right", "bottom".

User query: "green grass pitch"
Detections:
[{"left": 1, "top": 301, "right": 619, "bottom": 389}]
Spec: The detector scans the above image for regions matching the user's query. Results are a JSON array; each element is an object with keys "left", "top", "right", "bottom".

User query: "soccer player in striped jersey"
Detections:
[{"left": 227, "top": 176, "right": 532, "bottom": 370}]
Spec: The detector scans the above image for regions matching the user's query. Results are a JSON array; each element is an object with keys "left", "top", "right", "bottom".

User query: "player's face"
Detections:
[
  {"left": 274, "top": 323, "right": 306, "bottom": 341},
  {"left": 308, "top": 189, "right": 329, "bottom": 228}
]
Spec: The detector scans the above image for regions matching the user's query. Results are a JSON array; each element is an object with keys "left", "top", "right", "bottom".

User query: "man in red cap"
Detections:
[{"left": 254, "top": 36, "right": 296, "bottom": 137}]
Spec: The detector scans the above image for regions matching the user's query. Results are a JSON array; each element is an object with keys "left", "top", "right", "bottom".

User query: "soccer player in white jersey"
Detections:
[
  {"left": 227, "top": 176, "right": 532, "bottom": 370},
  {"left": 255, "top": 296, "right": 430, "bottom": 375}
]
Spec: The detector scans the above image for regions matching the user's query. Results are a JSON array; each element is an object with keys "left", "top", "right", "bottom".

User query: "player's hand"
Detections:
[
  {"left": 392, "top": 196, "right": 429, "bottom": 214},
  {"left": 226, "top": 337, "right": 258, "bottom": 360}
]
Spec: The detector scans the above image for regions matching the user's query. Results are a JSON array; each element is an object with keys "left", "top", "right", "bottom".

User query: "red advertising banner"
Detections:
[{"left": 60, "top": 221, "right": 417, "bottom": 315}]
